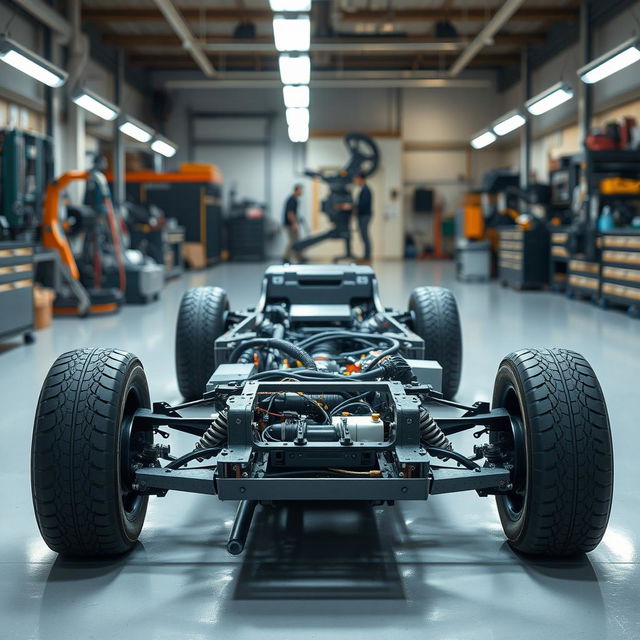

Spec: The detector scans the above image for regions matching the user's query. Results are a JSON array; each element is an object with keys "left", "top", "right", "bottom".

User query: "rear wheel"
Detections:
[
  {"left": 409, "top": 286, "right": 462, "bottom": 399},
  {"left": 175, "top": 286, "right": 229, "bottom": 400},
  {"left": 492, "top": 348, "right": 613, "bottom": 556},
  {"left": 31, "top": 348, "right": 152, "bottom": 556}
]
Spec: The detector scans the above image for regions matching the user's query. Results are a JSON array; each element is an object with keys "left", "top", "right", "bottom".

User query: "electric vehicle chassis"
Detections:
[{"left": 31, "top": 265, "right": 613, "bottom": 558}]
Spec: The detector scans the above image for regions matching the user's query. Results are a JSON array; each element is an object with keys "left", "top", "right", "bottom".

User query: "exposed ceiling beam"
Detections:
[
  {"left": 102, "top": 34, "right": 547, "bottom": 49},
  {"left": 152, "top": 0, "right": 215, "bottom": 77},
  {"left": 163, "top": 71, "right": 493, "bottom": 90},
  {"left": 82, "top": 7, "right": 579, "bottom": 23},
  {"left": 449, "top": 0, "right": 526, "bottom": 77},
  {"left": 130, "top": 53, "right": 518, "bottom": 69},
  {"left": 338, "top": 7, "right": 579, "bottom": 22},
  {"left": 83, "top": 8, "right": 271, "bottom": 22}
]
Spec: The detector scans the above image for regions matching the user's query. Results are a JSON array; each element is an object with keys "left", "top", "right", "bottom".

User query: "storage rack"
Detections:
[
  {"left": 600, "top": 231, "right": 640, "bottom": 316},
  {"left": 498, "top": 226, "right": 550, "bottom": 290},
  {"left": 549, "top": 227, "right": 570, "bottom": 291},
  {"left": 564, "top": 150, "right": 640, "bottom": 307},
  {"left": 567, "top": 257, "right": 600, "bottom": 301},
  {"left": 0, "top": 242, "right": 34, "bottom": 344}
]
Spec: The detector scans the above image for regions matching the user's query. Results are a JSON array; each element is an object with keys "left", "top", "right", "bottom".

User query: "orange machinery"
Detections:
[{"left": 42, "top": 170, "right": 125, "bottom": 316}]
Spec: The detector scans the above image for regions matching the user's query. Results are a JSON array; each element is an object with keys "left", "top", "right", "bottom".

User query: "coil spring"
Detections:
[
  {"left": 419, "top": 407, "right": 451, "bottom": 450},
  {"left": 196, "top": 410, "right": 229, "bottom": 452}
]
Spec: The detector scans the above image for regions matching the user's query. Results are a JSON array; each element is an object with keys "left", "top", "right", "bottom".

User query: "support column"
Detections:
[
  {"left": 43, "top": 27, "right": 54, "bottom": 140},
  {"left": 113, "top": 50, "right": 125, "bottom": 207},
  {"left": 66, "top": 0, "right": 85, "bottom": 198},
  {"left": 579, "top": 0, "right": 593, "bottom": 147},
  {"left": 520, "top": 46, "right": 531, "bottom": 211}
]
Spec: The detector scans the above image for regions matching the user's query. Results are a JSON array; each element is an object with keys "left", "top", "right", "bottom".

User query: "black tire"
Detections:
[
  {"left": 492, "top": 348, "right": 613, "bottom": 556},
  {"left": 409, "top": 286, "right": 462, "bottom": 399},
  {"left": 31, "top": 348, "right": 152, "bottom": 556},
  {"left": 175, "top": 286, "right": 229, "bottom": 400}
]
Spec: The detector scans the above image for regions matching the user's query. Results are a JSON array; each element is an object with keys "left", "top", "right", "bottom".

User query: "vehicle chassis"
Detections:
[{"left": 131, "top": 380, "right": 514, "bottom": 554}]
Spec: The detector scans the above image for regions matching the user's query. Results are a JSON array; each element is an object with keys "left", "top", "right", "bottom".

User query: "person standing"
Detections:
[
  {"left": 354, "top": 172, "right": 373, "bottom": 262},
  {"left": 282, "top": 184, "right": 305, "bottom": 263}
]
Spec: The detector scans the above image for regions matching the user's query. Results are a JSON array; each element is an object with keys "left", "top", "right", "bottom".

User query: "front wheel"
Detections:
[
  {"left": 31, "top": 348, "right": 152, "bottom": 556},
  {"left": 409, "top": 286, "right": 462, "bottom": 399},
  {"left": 175, "top": 286, "right": 229, "bottom": 400},
  {"left": 492, "top": 348, "right": 613, "bottom": 556}
]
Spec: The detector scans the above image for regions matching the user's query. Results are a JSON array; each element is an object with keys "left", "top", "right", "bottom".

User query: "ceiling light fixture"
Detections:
[
  {"left": 579, "top": 37, "right": 640, "bottom": 84},
  {"left": 151, "top": 136, "right": 178, "bottom": 157},
  {"left": 0, "top": 35, "right": 67, "bottom": 87},
  {"left": 525, "top": 82, "right": 574, "bottom": 115},
  {"left": 470, "top": 129, "right": 497, "bottom": 149},
  {"left": 273, "top": 16, "right": 310, "bottom": 52},
  {"left": 492, "top": 110, "right": 526, "bottom": 136},
  {"left": 288, "top": 123, "right": 309, "bottom": 143},
  {"left": 286, "top": 107, "right": 309, "bottom": 128},
  {"left": 72, "top": 89, "right": 119, "bottom": 121},
  {"left": 279, "top": 54, "right": 310, "bottom": 85},
  {"left": 283, "top": 85, "right": 309, "bottom": 108},
  {"left": 269, "top": 0, "right": 311, "bottom": 11},
  {"left": 119, "top": 117, "right": 154, "bottom": 143}
]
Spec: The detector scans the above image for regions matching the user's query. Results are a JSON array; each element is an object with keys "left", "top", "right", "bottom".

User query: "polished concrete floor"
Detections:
[{"left": 1, "top": 260, "right": 638, "bottom": 639}]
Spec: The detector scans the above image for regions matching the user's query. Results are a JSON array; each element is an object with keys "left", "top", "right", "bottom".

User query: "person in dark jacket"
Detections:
[
  {"left": 354, "top": 172, "right": 373, "bottom": 261},
  {"left": 282, "top": 184, "right": 305, "bottom": 263}
]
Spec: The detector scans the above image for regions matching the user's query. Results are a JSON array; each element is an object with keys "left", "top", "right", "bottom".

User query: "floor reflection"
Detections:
[{"left": 234, "top": 502, "right": 404, "bottom": 600}]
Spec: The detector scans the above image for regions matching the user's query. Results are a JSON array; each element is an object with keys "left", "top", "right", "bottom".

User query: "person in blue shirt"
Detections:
[
  {"left": 354, "top": 172, "right": 373, "bottom": 262},
  {"left": 282, "top": 184, "right": 305, "bottom": 263}
]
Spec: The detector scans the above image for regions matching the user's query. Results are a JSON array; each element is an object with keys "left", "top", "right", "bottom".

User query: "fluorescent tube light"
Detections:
[
  {"left": 270, "top": 0, "right": 311, "bottom": 11},
  {"left": 273, "top": 16, "right": 310, "bottom": 52},
  {"left": 470, "top": 130, "right": 497, "bottom": 150},
  {"left": 283, "top": 85, "right": 309, "bottom": 108},
  {"left": 0, "top": 36, "right": 67, "bottom": 87},
  {"left": 492, "top": 111, "right": 526, "bottom": 136},
  {"left": 279, "top": 54, "right": 310, "bottom": 85},
  {"left": 119, "top": 118, "right": 154, "bottom": 143},
  {"left": 72, "top": 89, "right": 119, "bottom": 121},
  {"left": 286, "top": 107, "right": 309, "bottom": 128},
  {"left": 525, "top": 82, "right": 574, "bottom": 115},
  {"left": 288, "top": 124, "right": 309, "bottom": 143},
  {"left": 579, "top": 38, "right": 640, "bottom": 84},
  {"left": 151, "top": 136, "right": 178, "bottom": 157}
]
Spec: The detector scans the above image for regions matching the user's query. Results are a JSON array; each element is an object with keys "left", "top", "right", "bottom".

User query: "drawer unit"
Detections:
[
  {"left": 498, "top": 226, "right": 549, "bottom": 290},
  {"left": 0, "top": 242, "right": 34, "bottom": 343},
  {"left": 549, "top": 227, "right": 570, "bottom": 290},
  {"left": 567, "top": 257, "right": 600, "bottom": 299},
  {"left": 600, "top": 232, "right": 640, "bottom": 312}
]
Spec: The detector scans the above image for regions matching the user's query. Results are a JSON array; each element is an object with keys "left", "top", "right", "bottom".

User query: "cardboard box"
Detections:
[
  {"left": 183, "top": 242, "right": 207, "bottom": 270},
  {"left": 33, "top": 285, "right": 55, "bottom": 330}
]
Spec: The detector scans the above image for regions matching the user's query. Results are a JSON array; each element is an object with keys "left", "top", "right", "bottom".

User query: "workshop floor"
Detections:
[{"left": 1, "top": 260, "right": 638, "bottom": 640}]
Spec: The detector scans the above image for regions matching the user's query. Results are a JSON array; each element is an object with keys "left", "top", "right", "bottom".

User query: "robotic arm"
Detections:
[{"left": 294, "top": 133, "right": 379, "bottom": 255}]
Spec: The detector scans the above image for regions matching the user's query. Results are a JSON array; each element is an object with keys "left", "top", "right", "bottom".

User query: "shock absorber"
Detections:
[
  {"left": 196, "top": 409, "right": 229, "bottom": 452},
  {"left": 419, "top": 406, "right": 452, "bottom": 450}
]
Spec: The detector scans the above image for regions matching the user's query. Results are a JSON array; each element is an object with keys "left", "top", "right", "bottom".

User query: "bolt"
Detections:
[
  {"left": 401, "top": 487, "right": 408, "bottom": 494},
  {"left": 239, "top": 486, "right": 246, "bottom": 494}
]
